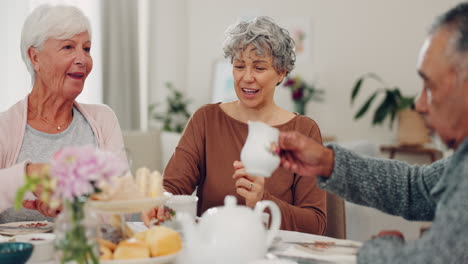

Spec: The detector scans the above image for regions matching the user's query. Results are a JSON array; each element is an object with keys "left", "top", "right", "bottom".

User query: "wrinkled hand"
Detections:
[
  {"left": 277, "top": 131, "right": 334, "bottom": 178},
  {"left": 372, "top": 230, "right": 405, "bottom": 240},
  {"left": 25, "top": 163, "right": 49, "bottom": 197},
  {"left": 232, "top": 161, "right": 265, "bottom": 208},
  {"left": 141, "top": 205, "right": 172, "bottom": 227},
  {"left": 23, "top": 199, "right": 62, "bottom": 218},
  {"left": 23, "top": 163, "right": 60, "bottom": 217},
  {"left": 26, "top": 163, "right": 49, "bottom": 178}
]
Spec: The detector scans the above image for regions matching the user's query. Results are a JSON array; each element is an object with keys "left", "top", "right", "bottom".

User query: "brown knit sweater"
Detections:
[{"left": 163, "top": 103, "right": 327, "bottom": 234}]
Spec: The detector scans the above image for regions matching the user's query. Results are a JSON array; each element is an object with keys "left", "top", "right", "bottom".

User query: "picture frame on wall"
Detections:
[
  {"left": 283, "top": 17, "right": 312, "bottom": 62},
  {"left": 211, "top": 59, "right": 236, "bottom": 103}
]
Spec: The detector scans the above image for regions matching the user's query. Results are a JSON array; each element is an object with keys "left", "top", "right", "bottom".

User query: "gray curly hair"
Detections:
[{"left": 222, "top": 16, "right": 296, "bottom": 75}]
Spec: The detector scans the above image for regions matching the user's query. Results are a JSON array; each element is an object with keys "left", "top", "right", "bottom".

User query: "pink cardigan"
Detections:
[{"left": 0, "top": 97, "right": 126, "bottom": 212}]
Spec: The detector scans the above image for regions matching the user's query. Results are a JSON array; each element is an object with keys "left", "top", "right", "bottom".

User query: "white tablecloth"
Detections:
[{"left": 26, "top": 225, "right": 360, "bottom": 264}]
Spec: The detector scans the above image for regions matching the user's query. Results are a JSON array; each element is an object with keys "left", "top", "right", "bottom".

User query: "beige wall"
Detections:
[
  {"left": 3, "top": 0, "right": 464, "bottom": 143},
  {"left": 179, "top": 0, "right": 463, "bottom": 143}
]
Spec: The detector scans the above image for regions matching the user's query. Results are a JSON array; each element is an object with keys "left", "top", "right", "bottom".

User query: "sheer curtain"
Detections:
[{"left": 101, "top": 0, "right": 141, "bottom": 130}]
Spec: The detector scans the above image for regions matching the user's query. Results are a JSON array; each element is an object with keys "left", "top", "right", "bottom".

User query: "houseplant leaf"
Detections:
[
  {"left": 351, "top": 77, "right": 364, "bottom": 104},
  {"left": 351, "top": 73, "right": 383, "bottom": 104},
  {"left": 398, "top": 96, "right": 415, "bottom": 111},
  {"left": 351, "top": 73, "right": 416, "bottom": 129},
  {"left": 373, "top": 91, "right": 399, "bottom": 127},
  {"left": 354, "top": 92, "right": 378, "bottom": 120},
  {"left": 372, "top": 96, "right": 393, "bottom": 125}
]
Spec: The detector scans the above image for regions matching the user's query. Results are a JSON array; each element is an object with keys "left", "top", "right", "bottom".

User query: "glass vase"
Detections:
[
  {"left": 54, "top": 199, "right": 99, "bottom": 264},
  {"left": 294, "top": 101, "right": 306, "bottom": 115}
]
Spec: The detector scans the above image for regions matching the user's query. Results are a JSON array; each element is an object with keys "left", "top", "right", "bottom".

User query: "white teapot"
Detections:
[
  {"left": 177, "top": 195, "right": 281, "bottom": 264},
  {"left": 241, "top": 121, "right": 280, "bottom": 177}
]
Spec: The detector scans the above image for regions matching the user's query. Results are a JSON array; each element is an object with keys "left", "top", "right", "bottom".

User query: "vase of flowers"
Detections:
[
  {"left": 283, "top": 75, "right": 324, "bottom": 115},
  {"left": 54, "top": 198, "right": 99, "bottom": 264},
  {"left": 16, "top": 145, "right": 127, "bottom": 264}
]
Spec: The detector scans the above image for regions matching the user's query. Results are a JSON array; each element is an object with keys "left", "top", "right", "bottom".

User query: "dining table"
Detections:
[{"left": 20, "top": 223, "right": 360, "bottom": 264}]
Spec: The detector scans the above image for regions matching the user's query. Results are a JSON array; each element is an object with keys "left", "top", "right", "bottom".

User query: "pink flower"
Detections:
[{"left": 49, "top": 145, "right": 127, "bottom": 201}]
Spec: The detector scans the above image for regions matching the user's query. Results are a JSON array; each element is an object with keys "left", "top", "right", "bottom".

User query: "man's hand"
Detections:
[{"left": 277, "top": 131, "right": 335, "bottom": 178}]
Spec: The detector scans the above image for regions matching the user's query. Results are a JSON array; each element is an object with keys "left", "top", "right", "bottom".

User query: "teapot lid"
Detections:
[
  {"left": 224, "top": 195, "right": 236, "bottom": 207},
  {"left": 200, "top": 195, "right": 263, "bottom": 229}
]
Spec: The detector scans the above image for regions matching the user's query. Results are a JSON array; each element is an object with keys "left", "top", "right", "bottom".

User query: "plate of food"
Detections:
[
  {"left": 100, "top": 252, "right": 179, "bottom": 264},
  {"left": 0, "top": 221, "right": 54, "bottom": 236},
  {"left": 99, "top": 225, "right": 182, "bottom": 264},
  {"left": 88, "top": 192, "right": 173, "bottom": 214}
]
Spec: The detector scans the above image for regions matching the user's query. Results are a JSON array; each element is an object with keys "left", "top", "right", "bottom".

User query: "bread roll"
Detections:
[
  {"left": 133, "top": 230, "right": 148, "bottom": 242},
  {"left": 114, "top": 238, "right": 150, "bottom": 260},
  {"left": 97, "top": 238, "right": 117, "bottom": 251},
  {"left": 99, "top": 246, "right": 113, "bottom": 260},
  {"left": 145, "top": 226, "right": 182, "bottom": 257}
]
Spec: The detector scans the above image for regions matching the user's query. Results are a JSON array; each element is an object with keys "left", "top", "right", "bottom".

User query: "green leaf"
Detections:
[
  {"left": 366, "top": 72, "right": 384, "bottom": 83},
  {"left": 389, "top": 109, "right": 397, "bottom": 129},
  {"left": 354, "top": 92, "right": 378, "bottom": 120},
  {"left": 393, "top": 87, "right": 402, "bottom": 98},
  {"left": 351, "top": 78, "right": 364, "bottom": 104},
  {"left": 372, "top": 92, "right": 398, "bottom": 126},
  {"left": 398, "top": 96, "right": 415, "bottom": 111},
  {"left": 372, "top": 98, "right": 392, "bottom": 125}
]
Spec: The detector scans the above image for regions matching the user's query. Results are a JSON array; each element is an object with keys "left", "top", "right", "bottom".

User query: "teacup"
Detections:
[{"left": 166, "top": 195, "right": 199, "bottom": 219}]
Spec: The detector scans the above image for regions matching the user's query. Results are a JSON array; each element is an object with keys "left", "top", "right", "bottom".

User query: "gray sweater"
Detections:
[{"left": 318, "top": 140, "right": 468, "bottom": 263}]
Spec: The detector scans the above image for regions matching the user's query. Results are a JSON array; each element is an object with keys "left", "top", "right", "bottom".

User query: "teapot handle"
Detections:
[{"left": 254, "top": 200, "right": 281, "bottom": 246}]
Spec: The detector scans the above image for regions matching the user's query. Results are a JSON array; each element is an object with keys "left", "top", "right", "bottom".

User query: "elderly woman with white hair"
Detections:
[
  {"left": 0, "top": 5, "right": 125, "bottom": 223},
  {"left": 146, "top": 17, "right": 326, "bottom": 234}
]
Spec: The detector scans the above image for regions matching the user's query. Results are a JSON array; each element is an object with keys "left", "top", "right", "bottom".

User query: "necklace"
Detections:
[{"left": 28, "top": 109, "right": 71, "bottom": 131}]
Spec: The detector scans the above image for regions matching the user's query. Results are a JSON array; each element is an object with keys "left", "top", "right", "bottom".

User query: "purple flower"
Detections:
[
  {"left": 49, "top": 145, "right": 127, "bottom": 201},
  {"left": 292, "top": 87, "right": 304, "bottom": 100},
  {"left": 284, "top": 78, "right": 295, "bottom": 87}
]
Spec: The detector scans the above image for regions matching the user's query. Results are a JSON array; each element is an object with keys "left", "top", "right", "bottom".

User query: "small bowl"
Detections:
[
  {"left": 0, "top": 242, "right": 34, "bottom": 264},
  {"left": 14, "top": 233, "right": 55, "bottom": 262}
]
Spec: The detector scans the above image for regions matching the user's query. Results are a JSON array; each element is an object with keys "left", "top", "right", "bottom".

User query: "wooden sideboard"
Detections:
[{"left": 380, "top": 144, "right": 443, "bottom": 163}]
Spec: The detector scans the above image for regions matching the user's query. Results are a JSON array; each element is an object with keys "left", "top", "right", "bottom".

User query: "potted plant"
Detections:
[
  {"left": 149, "top": 82, "right": 191, "bottom": 133},
  {"left": 351, "top": 73, "right": 430, "bottom": 146},
  {"left": 283, "top": 75, "right": 324, "bottom": 115},
  {"left": 149, "top": 82, "right": 191, "bottom": 167}
]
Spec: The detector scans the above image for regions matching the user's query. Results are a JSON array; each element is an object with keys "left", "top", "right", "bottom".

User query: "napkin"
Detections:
[{"left": 277, "top": 244, "right": 357, "bottom": 264}]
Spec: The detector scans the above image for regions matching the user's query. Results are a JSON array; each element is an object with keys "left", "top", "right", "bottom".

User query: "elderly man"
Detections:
[{"left": 278, "top": 3, "right": 468, "bottom": 263}]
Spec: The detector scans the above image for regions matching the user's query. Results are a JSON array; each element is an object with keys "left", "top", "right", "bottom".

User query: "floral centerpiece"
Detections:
[
  {"left": 283, "top": 75, "right": 324, "bottom": 115},
  {"left": 16, "top": 145, "right": 127, "bottom": 264}
]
